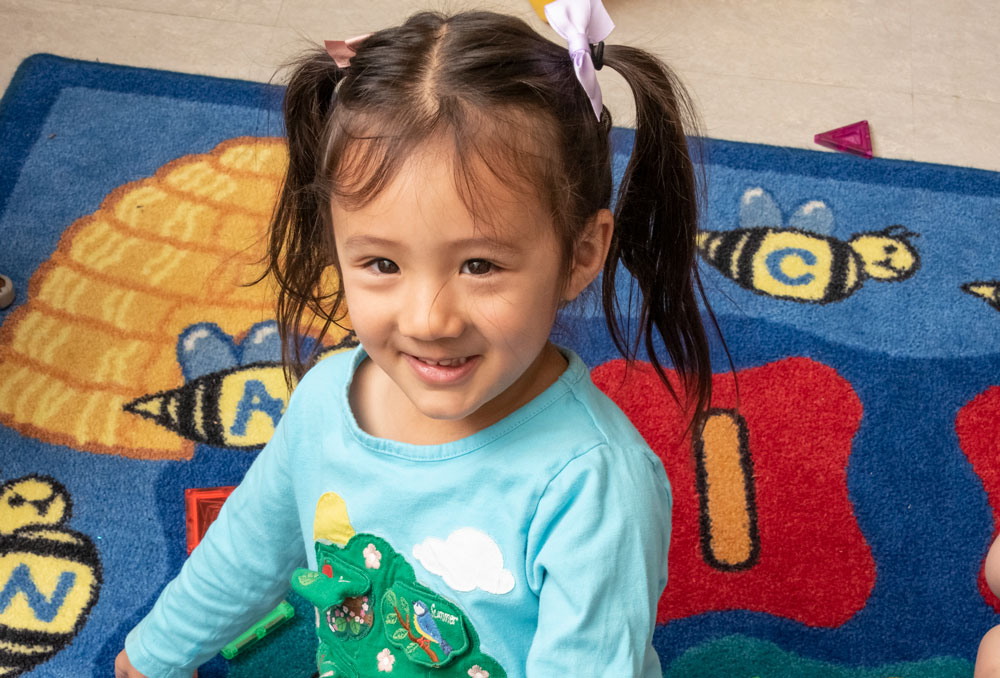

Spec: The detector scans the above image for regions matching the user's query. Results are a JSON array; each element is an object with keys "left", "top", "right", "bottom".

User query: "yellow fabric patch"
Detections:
[{"left": 314, "top": 492, "right": 356, "bottom": 546}]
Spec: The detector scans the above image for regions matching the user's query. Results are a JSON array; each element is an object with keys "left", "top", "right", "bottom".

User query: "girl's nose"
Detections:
[{"left": 398, "top": 281, "right": 465, "bottom": 340}]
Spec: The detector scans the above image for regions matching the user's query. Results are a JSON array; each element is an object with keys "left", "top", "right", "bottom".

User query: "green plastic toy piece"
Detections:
[{"left": 220, "top": 600, "right": 295, "bottom": 660}]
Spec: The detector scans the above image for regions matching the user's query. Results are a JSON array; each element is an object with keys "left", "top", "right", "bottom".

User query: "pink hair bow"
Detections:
[
  {"left": 325, "top": 34, "right": 372, "bottom": 68},
  {"left": 543, "top": 0, "right": 615, "bottom": 120}
]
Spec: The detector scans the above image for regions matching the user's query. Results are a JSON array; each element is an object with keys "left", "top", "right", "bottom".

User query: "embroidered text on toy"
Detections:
[{"left": 431, "top": 603, "right": 458, "bottom": 625}]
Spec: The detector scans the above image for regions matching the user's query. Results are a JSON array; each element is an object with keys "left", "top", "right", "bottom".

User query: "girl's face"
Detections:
[{"left": 331, "top": 140, "right": 609, "bottom": 440}]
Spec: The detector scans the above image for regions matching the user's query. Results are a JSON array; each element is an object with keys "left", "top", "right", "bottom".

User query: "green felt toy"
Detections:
[{"left": 291, "top": 534, "right": 506, "bottom": 678}]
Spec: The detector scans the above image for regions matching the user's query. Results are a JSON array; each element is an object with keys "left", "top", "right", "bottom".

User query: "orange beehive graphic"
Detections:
[{"left": 0, "top": 137, "right": 346, "bottom": 460}]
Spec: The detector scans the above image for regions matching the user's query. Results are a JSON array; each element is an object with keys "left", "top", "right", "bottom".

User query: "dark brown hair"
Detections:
[{"left": 259, "top": 9, "right": 735, "bottom": 439}]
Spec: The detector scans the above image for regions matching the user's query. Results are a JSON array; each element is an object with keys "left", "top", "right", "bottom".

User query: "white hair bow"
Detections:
[{"left": 543, "top": 0, "right": 615, "bottom": 120}]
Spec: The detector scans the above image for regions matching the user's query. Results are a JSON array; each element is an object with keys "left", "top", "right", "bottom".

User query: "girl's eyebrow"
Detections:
[
  {"left": 343, "top": 234, "right": 521, "bottom": 255},
  {"left": 342, "top": 234, "right": 400, "bottom": 251},
  {"left": 449, "top": 237, "right": 521, "bottom": 255}
]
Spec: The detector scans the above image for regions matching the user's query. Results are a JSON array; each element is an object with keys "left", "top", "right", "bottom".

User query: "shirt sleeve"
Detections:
[
  {"left": 124, "top": 405, "right": 306, "bottom": 677},
  {"left": 524, "top": 444, "right": 672, "bottom": 677}
]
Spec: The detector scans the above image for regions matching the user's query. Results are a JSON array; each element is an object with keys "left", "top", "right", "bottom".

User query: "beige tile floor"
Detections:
[{"left": 2, "top": 0, "right": 999, "bottom": 172}]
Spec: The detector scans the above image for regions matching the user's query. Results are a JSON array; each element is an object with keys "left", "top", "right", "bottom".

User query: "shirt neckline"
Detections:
[{"left": 340, "top": 344, "right": 587, "bottom": 461}]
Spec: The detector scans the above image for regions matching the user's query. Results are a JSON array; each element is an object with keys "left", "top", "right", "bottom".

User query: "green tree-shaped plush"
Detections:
[{"left": 291, "top": 534, "right": 506, "bottom": 678}]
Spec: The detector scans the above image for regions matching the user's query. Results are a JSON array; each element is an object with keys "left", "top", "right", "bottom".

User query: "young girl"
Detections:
[{"left": 116, "top": 1, "right": 728, "bottom": 675}]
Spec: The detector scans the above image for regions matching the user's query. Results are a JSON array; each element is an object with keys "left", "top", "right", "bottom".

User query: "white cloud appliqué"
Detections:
[{"left": 412, "top": 527, "right": 515, "bottom": 595}]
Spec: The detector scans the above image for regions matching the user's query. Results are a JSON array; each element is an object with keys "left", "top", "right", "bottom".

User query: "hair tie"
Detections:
[
  {"left": 324, "top": 34, "right": 372, "bottom": 68},
  {"left": 544, "top": 0, "right": 615, "bottom": 120},
  {"left": 590, "top": 41, "right": 604, "bottom": 71}
]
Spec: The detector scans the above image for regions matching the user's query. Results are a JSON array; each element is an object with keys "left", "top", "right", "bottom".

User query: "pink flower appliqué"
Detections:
[
  {"left": 468, "top": 666, "right": 490, "bottom": 678},
  {"left": 364, "top": 543, "right": 382, "bottom": 569},
  {"left": 377, "top": 648, "right": 395, "bottom": 672}
]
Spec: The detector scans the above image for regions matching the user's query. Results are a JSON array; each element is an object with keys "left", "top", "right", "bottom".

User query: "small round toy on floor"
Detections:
[{"left": 0, "top": 274, "right": 14, "bottom": 310}]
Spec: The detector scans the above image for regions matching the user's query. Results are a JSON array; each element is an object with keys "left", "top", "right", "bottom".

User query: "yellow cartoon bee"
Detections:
[
  {"left": 0, "top": 474, "right": 101, "bottom": 676},
  {"left": 124, "top": 327, "right": 357, "bottom": 450},
  {"left": 698, "top": 187, "right": 921, "bottom": 304},
  {"left": 124, "top": 360, "right": 292, "bottom": 450}
]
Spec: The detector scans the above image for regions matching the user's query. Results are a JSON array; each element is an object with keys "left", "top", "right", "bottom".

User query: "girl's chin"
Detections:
[{"left": 408, "top": 397, "right": 483, "bottom": 423}]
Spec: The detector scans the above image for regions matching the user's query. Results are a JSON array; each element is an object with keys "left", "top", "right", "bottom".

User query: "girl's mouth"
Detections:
[{"left": 404, "top": 353, "right": 480, "bottom": 384}]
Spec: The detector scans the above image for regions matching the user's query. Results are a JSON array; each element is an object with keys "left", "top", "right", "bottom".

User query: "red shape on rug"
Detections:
[
  {"left": 592, "top": 356, "right": 875, "bottom": 627},
  {"left": 955, "top": 385, "right": 1000, "bottom": 611},
  {"left": 814, "top": 120, "right": 873, "bottom": 158},
  {"left": 185, "top": 486, "right": 236, "bottom": 555}
]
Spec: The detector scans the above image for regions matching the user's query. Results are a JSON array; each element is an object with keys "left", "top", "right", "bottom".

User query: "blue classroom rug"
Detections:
[{"left": 1, "top": 53, "right": 998, "bottom": 677}]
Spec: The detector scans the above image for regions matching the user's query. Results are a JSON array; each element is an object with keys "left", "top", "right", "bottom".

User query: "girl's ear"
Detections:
[{"left": 564, "top": 209, "right": 614, "bottom": 302}]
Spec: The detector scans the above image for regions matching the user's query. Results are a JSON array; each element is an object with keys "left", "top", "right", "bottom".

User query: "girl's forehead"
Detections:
[{"left": 331, "top": 140, "right": 551, "bottom": 239}]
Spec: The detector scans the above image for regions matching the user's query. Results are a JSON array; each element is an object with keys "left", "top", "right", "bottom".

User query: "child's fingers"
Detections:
[{"left": 976, "top": 625, "right": 1000, "bottom": 677}]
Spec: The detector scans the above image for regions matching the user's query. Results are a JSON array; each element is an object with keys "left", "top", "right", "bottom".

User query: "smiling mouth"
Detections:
[
  {"left": 412, "top": 356, "right": 472, "bottom": 367},
  {"left": 404, "top": 353, "right": 480, "bottom": 385}
]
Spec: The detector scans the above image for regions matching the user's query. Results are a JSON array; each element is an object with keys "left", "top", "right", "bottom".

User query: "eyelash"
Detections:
[{"left": 362, "top": 259, "right": 497, "bottom": 276}]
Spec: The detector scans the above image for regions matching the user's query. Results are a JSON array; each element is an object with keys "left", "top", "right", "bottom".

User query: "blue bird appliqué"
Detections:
[{"left": 412, "top": 599, "right": 452, "bottom": 656}]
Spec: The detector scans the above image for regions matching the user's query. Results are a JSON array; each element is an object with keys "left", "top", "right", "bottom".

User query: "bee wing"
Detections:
[
  {"left": 178, "top": 322, "right": 239, "bottom": 380},
  {"left": 239, "top": 320, "right": 282, "bottom": 365},
  {"left": 740, "top": 187, "right": 783, "bottom": 228},
  {"left": 789, "top": 199, "right": 835, "bottom": 235}
]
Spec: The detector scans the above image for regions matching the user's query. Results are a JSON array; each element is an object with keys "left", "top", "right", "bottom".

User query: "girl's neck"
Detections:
[{"left": 350, "top": 342, "right": 568, "bottom": 446}]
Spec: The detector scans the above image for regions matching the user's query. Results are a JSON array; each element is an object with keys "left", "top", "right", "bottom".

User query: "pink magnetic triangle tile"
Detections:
[{"left": 814, "top": 120, "right": 873, "bottom": 159}]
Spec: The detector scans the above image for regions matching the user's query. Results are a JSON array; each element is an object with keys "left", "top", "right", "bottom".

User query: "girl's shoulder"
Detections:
[
  {"left": 298, "top": 343, "right": 360, "bottom": 388},
  {"left": 563, "top": 367, "right": 653, "bottom": 452},
  {"left": 283, "top": 344, "right": 361, "bottom": 416},
  {"left": 525, "top": 348, "right": 666, "bottom": 474}
]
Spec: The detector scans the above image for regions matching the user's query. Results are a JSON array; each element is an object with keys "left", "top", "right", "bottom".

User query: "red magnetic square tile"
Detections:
[{"left": 185, "top": 486, "right": 236, "bottom": 554}]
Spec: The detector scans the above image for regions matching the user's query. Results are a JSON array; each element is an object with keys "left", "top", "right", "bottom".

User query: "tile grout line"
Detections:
[
  {"left": 679, "top": 67, "right": 914, "bottom": 98},
  {"left": 679, "top": 65, "right": 1000, "bottom": 109},
  {"left": 76, "top": 0, "right": 280, "bottom": 29}
]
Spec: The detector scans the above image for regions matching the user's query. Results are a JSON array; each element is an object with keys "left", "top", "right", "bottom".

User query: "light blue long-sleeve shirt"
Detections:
[{"left": 125, "top": 344, "right": 672, "bottom": 677}]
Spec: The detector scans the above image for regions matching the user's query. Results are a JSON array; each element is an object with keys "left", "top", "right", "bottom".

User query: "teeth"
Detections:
[{"left": 419, "top": 356, "right": 469, "bottom": 367}]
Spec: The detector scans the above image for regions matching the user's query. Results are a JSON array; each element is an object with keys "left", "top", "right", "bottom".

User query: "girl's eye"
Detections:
[
  {"left": 462, "top": 259, "right": 494, "bottom": 275},
  {"left": 368, "top": 259, "right": 399, "bottom": 274}
]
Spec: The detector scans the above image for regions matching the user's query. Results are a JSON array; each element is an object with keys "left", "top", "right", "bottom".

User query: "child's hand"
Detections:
[{"left": 114, "top": 649, "right": 148, "bottom": 678}]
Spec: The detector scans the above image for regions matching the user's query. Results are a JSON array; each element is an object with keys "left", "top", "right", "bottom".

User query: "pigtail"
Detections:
[
  {"left": 602, "top": 45, "right": 737, "bottom": 440},
  {"left": 255, "top": 47, "right": 350, "bottom": 388}
]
